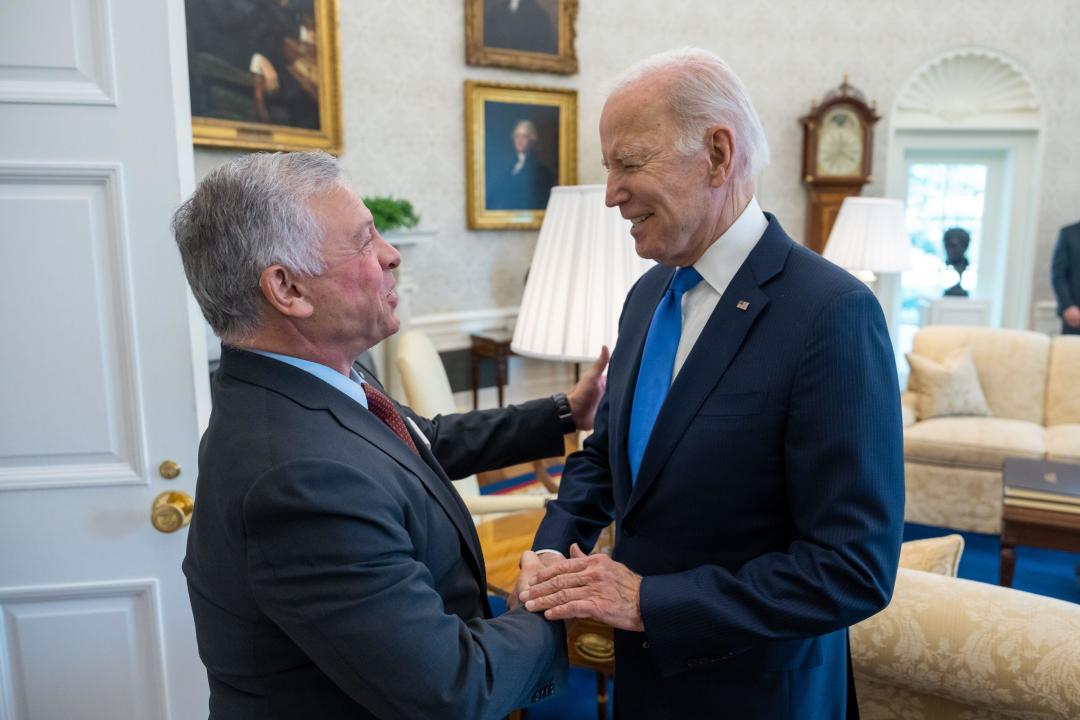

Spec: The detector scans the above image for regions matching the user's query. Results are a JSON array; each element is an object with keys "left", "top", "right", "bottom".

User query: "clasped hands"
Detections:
[{"left": 510, "top": 544, "right": 644, "bottom": 632}]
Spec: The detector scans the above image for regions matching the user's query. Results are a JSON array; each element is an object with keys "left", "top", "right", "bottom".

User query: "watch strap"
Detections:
[{"left": 551, "top": 393, "right": 576, "bottom": 434}]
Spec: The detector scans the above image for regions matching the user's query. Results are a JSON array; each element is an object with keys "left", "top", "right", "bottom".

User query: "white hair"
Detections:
[
  {"left": 172, "top": 151, "right": 341, "bottom": 342},
  {"left": 610, "top": 47, "right": 770, "bottom": 183}
]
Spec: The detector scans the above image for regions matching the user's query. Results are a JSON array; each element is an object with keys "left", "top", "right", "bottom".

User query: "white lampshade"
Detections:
[
  {"left": 512, "top": 185, "right": 654, "bottom": 362},
  {"left": 824, "top": 197, "right": 912, "bottom": 280}
]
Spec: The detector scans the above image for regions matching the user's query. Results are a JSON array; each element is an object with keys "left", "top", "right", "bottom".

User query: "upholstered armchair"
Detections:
[
  {"left": 852, "top": 536, "right": 1080, "bottom": 719},
  {"left": 394, "top": 330, "right": 554, "bottom": 517}
]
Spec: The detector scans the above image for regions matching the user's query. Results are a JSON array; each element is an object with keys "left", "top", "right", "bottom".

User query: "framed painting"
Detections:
[
  {"left": 185, "top": 0, "right": 343, "bottom": 154},
  {"left": 465, "top": 81, "right": 577, "bottom": 230},
  {"left": 465, "top": 0, "right": 578, "bottom": 74}
]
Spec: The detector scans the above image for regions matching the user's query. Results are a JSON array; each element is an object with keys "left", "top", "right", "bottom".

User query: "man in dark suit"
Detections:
[
  {"left": 1051, "top": 221, "right": 1080, "bottom": 334},
  {"left": 173, "top": 151, "right": 606, "bottom": 718},
  {"left": 520, "top": 48, "right": 904, "bottom": 718}
]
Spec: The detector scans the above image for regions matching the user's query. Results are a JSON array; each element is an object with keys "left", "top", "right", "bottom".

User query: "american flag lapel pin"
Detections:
[{"left": 736, "top": 300, "right": 750, "bottom": 311}]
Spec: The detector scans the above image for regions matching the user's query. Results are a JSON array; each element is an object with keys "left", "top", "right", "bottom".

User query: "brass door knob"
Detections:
[{"left": 151, "top": 491, "right": 193, "bottom": 533}]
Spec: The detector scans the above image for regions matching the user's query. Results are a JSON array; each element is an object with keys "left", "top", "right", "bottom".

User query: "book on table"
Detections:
[{"left": 1004, "top": 458, "right": 1080, "bottom": 514}]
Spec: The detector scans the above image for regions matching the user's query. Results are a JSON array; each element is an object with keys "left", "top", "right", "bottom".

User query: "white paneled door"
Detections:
[{"left": 0, "top": 0, "right": 209, "bottom": 718}]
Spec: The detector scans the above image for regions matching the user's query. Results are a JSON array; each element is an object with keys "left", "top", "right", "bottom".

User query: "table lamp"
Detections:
[
  {"left": 512, "top": 185, "right": 654, "bottom": 363},
  {"left": 823, "top": 197, "right": 912, "bottom": 283}
]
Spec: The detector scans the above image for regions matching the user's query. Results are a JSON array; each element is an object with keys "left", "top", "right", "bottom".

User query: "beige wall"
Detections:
[{"left": 195, "top": 0, "right": 1080, "bottom": 319}]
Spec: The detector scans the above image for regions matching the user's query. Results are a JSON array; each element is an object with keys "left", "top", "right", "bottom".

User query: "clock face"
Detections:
[{"left": 816, "top": 106, "right": 864, "bottom": 177}]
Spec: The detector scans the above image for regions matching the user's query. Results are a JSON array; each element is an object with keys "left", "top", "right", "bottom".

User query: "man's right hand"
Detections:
[
  {"left": 509, "top": 550, "right": 563, "bottom": 611},
  {"left": 1064, "top": 305, "right": 1080, "bottom": 328}
]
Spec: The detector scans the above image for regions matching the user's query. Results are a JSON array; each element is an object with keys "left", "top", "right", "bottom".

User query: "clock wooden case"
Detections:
[{"left": 800, "top": 78, "right": 880, "bottom": 254}]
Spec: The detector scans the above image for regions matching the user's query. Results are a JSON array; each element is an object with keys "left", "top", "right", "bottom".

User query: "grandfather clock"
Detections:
[{"left": 800, "top": 77, "right": 880, "bottom": 254}]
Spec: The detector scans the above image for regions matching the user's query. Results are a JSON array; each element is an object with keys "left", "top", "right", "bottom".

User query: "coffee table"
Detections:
[{"left": 999, "top": 458, "right": 1080, "bottom": 587}]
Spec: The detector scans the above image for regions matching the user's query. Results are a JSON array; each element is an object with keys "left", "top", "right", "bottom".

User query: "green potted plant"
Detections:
[{"left": 362, "top": 195, "right": 420, "bottom": 233}]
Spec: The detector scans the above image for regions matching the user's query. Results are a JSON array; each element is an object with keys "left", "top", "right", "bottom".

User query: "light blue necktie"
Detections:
[{"left": 627, "top": 267, "right": 703, "bottom": 486}]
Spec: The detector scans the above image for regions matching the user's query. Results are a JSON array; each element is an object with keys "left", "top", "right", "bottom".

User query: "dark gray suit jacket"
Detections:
[
  {"left": 1052, "top": 221, "right": 1080, "bottom": 334},
  {"left": 184, "top": 347, "right": 568, "bottom": 719}
]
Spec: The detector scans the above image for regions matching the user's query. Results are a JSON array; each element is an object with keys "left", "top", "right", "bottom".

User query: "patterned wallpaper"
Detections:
[{"left": 194, "top": 0, "right": 1080, "bottom": 320}]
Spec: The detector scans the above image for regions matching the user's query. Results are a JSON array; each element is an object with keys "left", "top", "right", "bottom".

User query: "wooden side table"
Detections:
[
  {"left": 1000, "top": 505, "right": 1080, "bottom": 586},
  {"left": 470, "top": 330, "right": 515, "bottom": 409},
  {"left": 999, "top": 458, "right": 1080, "bottom": 586}
]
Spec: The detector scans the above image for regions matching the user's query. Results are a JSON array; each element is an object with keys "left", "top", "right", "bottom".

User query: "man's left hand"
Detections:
[
  {"left": 519, "top": 544, "right": 644, "bottom": 631},
  {"left": 566, "top": 346, "right": 609, "bottom": 431}
]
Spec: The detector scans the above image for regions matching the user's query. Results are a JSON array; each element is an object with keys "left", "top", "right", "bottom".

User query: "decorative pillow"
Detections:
[
  {"left": 898, "top": 534, "right": 964, "bottom": 577},
  {"left": 905, "top": 346, "right": 991, "bottom": 420}
]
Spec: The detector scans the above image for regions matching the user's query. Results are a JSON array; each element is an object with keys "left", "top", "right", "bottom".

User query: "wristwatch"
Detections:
[{"left": 551, "top": 393, "right": 576, "bottom": 434}]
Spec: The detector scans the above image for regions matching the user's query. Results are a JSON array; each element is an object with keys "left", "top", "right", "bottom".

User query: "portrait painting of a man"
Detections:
[
  {"left": 465, "top": 0, "right": 578, "bottom": 74},
  {"left": 485, "top": 105, "right": 559, "bottom": 211},
  {"left": 465, "top": 82, "right": 577, "bottom": 229},
  {"left": 483, "top": 0, "right": 558, "bottom": 55}
]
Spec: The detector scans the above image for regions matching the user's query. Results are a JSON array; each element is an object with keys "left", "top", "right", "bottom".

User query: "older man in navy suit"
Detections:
[{"left": 521, "top": 48, "right": 904, "bottom": 718}]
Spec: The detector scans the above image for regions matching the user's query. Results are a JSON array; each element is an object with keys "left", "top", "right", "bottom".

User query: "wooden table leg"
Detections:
[
  {"left": 495, "top": 353, "right": 507, "bottom": 408},
  {"left": 999, "top": 540, "right": 1016, "bottom": 587},
  {"left": 471, "top": 351, "right": 480, "bottom": 410}
]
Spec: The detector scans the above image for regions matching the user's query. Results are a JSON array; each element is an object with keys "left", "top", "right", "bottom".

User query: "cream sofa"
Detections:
[
  {"left": 852, "top": 565, "right": 1080, "bottom": 719},
  {"left": 902, "top": 327, "right": 1080, "bottom": 533}
]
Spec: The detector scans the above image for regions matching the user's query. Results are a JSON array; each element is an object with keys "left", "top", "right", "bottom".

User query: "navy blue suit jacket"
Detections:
[
  {"left": 185, "top": 348, "right": 568, "bottom": 719},
  {"left": 534, "top": 216, "right": 904, "bottom": 719}
]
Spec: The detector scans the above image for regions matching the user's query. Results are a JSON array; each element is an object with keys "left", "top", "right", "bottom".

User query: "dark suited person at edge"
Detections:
[
  {"left": 1051, "top": 220, "right": 1080, "bottom": 334},
  {"left": 520, "top": 48, "right": 904, "bottom": 719},
  {"left": 488, "top": 119, "right": 556, "bottom": 211},
  {"left": 173, "top": 151, "right": 610, "bottom": 719}
]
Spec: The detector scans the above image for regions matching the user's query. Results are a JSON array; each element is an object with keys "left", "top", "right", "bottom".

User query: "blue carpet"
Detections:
[
  {"left": 495, "top": 523, "right": 1080, "bottom": 719},
  {"left": 903, "top": 522, "right": 1080, "bottom": 603}
]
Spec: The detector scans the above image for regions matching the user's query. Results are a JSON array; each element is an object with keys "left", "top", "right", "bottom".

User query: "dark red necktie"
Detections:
[{"left": 362, "top": 383, "right": 420, "bottom": 455}]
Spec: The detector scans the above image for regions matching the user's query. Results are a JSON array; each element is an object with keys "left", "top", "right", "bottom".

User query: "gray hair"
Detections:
[
  {"left": 172, "top": 151, "right": 341, "bottom": 342},
  {"left": 610, "top": 47, "right": 770, "bottom": 183}
]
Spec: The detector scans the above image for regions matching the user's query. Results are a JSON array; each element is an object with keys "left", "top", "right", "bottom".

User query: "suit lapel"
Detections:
[
  {"left": 402, "top": 415, "right": 488, "bottom": 583},
  {"left": 224, "top": 349, "right": 487, "bottom": 586},
  {"left": 326, "top": 399, "right": 487, "bottom": 585},
  {"left": 623, "top": 217, "right": 793, "bottom": 516}
]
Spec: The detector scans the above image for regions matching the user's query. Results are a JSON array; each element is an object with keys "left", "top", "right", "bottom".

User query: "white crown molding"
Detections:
[
  {"left": 895, "top": 47, "right": 1041, "bottom": 128},
  {"left": 409, "top": 307, "right": 519, "bottom": 352}
]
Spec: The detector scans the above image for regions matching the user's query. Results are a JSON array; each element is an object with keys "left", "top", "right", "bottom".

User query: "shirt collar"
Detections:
[
  {"left": 691, "top": 195, "right": 768, "bottom": 296},
  {"left": 248, "top": 349, "right": 368, "bottom": 409}
]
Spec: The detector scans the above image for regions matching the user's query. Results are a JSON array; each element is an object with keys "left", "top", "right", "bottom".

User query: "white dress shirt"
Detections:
[{"left": 672, "top": 196, "right": 768, "bottom": 382}]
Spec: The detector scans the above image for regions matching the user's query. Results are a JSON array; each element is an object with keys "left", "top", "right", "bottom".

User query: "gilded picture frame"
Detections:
[
  {"left": 465, "top": 0, "right": 579, "bottom": 75},
  {"left": 466, "top": 81, "right": 577, "bottom": 230},
  {"left": 186, "top": 0, "right": 343, "bottom": 154}
]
